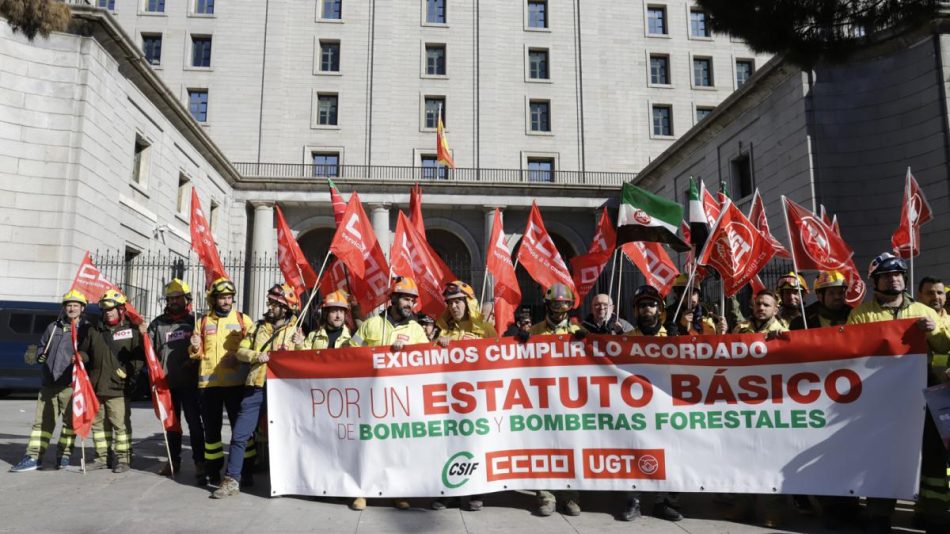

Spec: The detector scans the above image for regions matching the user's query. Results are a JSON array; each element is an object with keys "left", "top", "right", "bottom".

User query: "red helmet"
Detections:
[{"left": 267, "top": 283, "right": 300, "bottom": 312}]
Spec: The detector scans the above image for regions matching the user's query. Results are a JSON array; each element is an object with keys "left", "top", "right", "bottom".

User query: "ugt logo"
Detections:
[{"left": 442, "top": 451, "right": 479, "bottom": 489}]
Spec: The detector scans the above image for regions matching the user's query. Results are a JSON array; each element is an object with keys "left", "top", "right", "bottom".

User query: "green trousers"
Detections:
[
  {"left": 25, "top": 385, "right": 75, "bottom": 461},
  {"left": 92, "top": 395, "right": 132, "bottom": 465}
]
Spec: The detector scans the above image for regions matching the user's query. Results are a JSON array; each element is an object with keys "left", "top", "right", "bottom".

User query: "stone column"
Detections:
[
  {"left": 371, "top": 204, "right": 391, "bottom": 260},
  {"left": 248, "top": 201, "right": 275, "bottom": 317}
]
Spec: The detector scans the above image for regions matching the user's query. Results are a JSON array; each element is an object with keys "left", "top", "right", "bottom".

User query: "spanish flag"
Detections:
[{"left": 436, "top": 107, "right": 455, "bottom": 168}]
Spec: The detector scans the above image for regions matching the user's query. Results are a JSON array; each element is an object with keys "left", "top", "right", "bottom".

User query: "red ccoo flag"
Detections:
[
  {"left": 392, "top": 212, "right": 448, "bottom": 316},
  {"left": 748, "top": 189, "right": 790, "bottom": 258},
  {"left": 70, "top": 321, "right": 99, "bottom": 440},
  {"left": 486, "top": 208, "right": 521, "bottom": 334},
  {"left": 327, "top": 178, "right": 347, "bottom": 227},
  {"left": 783, "top": 197, "right": 853, "bottom": 271},
  {"left": 275, "top": 204, "right": 318, "bottom": 300},
  {"left": 698, "top": 200, "right": 777, "bottom": 297},
  {"left": 327, "top": 192, "right": 390, "bottom": 313},
  {"left": 190, "top": 189, "right": 228, "bottom": 284},
  {"left": 621, "top": 242, "right": 680, "bottom": 298},
  {"left": 569, "top": 208, "right": 616, "bottom": 301},
  {"left": 517, "top": 202, "right": 577, "bottom": 304},
  {"left": 891, "top": 167, "right": 933, "bottom": 259}
]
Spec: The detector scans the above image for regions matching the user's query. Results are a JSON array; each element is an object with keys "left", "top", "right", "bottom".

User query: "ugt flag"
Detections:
[{"left": 698, "top": 200, "right": 776, "bottom": 297}]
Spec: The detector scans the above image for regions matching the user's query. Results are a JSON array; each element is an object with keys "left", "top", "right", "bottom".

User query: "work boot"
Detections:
[
  {"left": 654, "top": 502, "right": 683, "bottom": 522},
  {"left": 431, "top": 498, "right": 447, "bottom": 510},
  {"left": 466, "top": 497, "right": 483, "bottom": 511},
  {"left": 620, "top": 496, "right": 641, "bottom": 521},
  {"left": 536, "top": 499, "right": 556, "bottom": 517},
  {"left": 113, "top": 462, "right": 130, "bottom": 474},
  {"left": 559, "top": 499, "right": 581, "bottom": 516},
  {"left": 350, "top": 497, "right": 367, "bottom": 511},
  {"left": 89, "top": 458, "right": 109, "bottom": 470},
  {"left": 393, "top": 499, "right": 411, "bottom": 510},
  {"left": 158, "top": 460, "right": 180, "bottom": 476},
  {"left": 9, "top": 456, "right": 38, "bottom": 473},
  {"left": 211, "top": 476, "right": 240, "bottom": 499}
]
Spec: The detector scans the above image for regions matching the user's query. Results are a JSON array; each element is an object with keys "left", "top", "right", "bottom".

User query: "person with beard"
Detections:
[
  {"left": 665, "top": 275, "right": 727, "bottom": 335},
  {"left": 79, "top": 289, "right": 144, "bottom": 473},
  {"left": 732, "top": 291, "right": 788, "bottom": 335},
  {"left": 212, "top": 284, "right": 298, "bottom": 498},
  {"left": 620, "top": 285, "right": 683, "bottom": 522},
  {"left": 147, "top": 279, "right": 205, "bottom": 481},
  {"left": 581, "top": 293, "right": 633, "bottom": 334},
  {"left": 790, "top": 271, "right": 851, "bottom": 330},
  {"left": 918, "top": 277, "right": 950, "bottom": 383},
  {"left": 848, "top": 254, "right": 950, "bottom": 534},
  {"left": 348, "top": 276, "right": 428, "bottom": 511},
  {"left": 776, "top": 272, "right": 809, "bottom": 328},
  {"left": 294, "top": 289, "right": 352, "bottom": 350},
  {"left": 503, "top": 307, "right": 533, "bottom": 337},
  {"left": 188, "top": 277, "right": 253, "bottom": 486},
  {"left": 10, "top": 290, "right": 89, "bottom": 472}
]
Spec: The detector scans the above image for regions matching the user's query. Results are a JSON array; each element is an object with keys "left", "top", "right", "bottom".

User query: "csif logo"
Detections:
[{"left": 442, "top": 451, "right": 479, "bottom": 489}]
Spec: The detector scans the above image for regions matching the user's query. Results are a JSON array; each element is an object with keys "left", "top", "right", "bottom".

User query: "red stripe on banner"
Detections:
[{"left": 267, "top": 320, "right": 927, "bottom": 380}]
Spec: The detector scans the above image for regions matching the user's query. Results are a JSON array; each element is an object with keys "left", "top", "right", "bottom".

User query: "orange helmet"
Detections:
[
  {"left": 321, "top": 289, "right": 351, "bottom": 310},
  {"left": 391, "top": 276, "right": 419, "bottom": 297},
  {"left": 442, "top": 281, "right": 475, "bottom": 302},
  {"left": 267, "top": 283, "right": 300, "bottom": 312},
  {"left": 776, "top": 272, "right": 809, "bottom": 294}
]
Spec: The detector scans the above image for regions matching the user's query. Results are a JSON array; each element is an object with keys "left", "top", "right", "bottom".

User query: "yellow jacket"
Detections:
[
  {"left": 529, "top": 319, "right": 584, "bottom": 336},
  {"left": 236, "top": 319, "right": 297, "bottom": 387},
  {"left": 675, "top": 314, "right": 719, "bottom": 335},
  {"left": 436, "top": 295, "right": 498, "bottom": 340},
  {"left": 349, "top": 311, "right": 429, "bottom": 348},
  {"left": 299, "top": 325, "right": 352, "bottom": 350},
  {"left": 733, "top": 317, "right": 788, "bottom": 334},
  {"left": 190, "top": 310, "right": 254, "bottom": 389},
  {"left": 933, "top": 309, "right": 950, "bottom": 383}
]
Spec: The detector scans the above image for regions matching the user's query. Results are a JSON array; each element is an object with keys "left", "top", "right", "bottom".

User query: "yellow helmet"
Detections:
[
  {"left": 776, "top": 272, "right": 809, "bottom": 294},
  {"left": 99, "top": 289, "right": 127, "bottom": 310},
  {"left": 442, "top": 281, "right": 475, "bottom": 302},
  {"left": 814, "top": 270, "right": 847, "bottom": 292},
  {"left": 321, "top": 289, "right": 351, "bottom": 310},
  {"left": 62, "top": 290, "right": 87, "bottom": 306},
  {"left": 164, "top": 278, "right": 191, "bottom": 298},
  {"left": 672, "top": 274, "right": 689, "bottom": 288},
  {"left": 208, "top": 277, "right": 236, "bottom": 296}
]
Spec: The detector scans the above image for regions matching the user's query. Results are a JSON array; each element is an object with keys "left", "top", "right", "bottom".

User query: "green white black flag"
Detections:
[{"left": 616, "top": 183, "right": 690, "bottom": 252}]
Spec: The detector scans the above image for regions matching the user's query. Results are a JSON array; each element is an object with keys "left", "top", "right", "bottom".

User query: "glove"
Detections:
[
  {"left": 25, "top": 345, "right": 39, "bottom": 364},
  {"left": 115, "top": 368, "right": 128, "bottom": 380},
  {"left": 515, "top": 330, "right": 530, "bottom": 343},
  {"left": 573, "top": 330, "right": 588, "bottom": 341}
]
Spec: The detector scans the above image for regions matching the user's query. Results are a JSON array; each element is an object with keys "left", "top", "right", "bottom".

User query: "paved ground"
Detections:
[{"left": 0, "top": 396, "right": 926, "bottom": 533}]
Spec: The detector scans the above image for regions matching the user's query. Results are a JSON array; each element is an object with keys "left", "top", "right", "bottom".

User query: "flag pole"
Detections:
[
  {"left": 80, "top": 438, "right": 86, "bottom": 474},
  {"left": 163, "top": 428, "right": 175, "bottom": 476},
  {"left": 615, "top": 253, "right": 625, "bottom": 314},
  {"left": 673, "top": 259, "right": 697, "bottom": 328},
  {"left": 906, "top": 168, "right": 915, "bottom": 292},
  {"left": 606, "top": 249, "right": 619, "bottom": 302},
  {"left": 781, "top": 196, "right": 808, "bottom": 329},
  {"left": 479, "top": 270, "right": 491, "bottom": 311},
  {"left": 297, "top": 249, "right": 333, "bottom": 328}
]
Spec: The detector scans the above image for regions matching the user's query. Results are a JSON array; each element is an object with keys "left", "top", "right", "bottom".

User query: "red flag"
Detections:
[
  {"left": 486, "top": 209, "right": 521, "bottom": 333},
  {"left": 748, "top": 189, "right": 790, "bottom": 258},
  {"left": 698, "top": 200, "right": 777, "bottom": 297},
  {"left": 783, "top": 197, "right": 853, "bottom": 271},
  {"left": 392, "top": 212, "right": 449, "bottom": 316},
  {"left": 436, "top": 110, "right": 455, "bottom": 169},
  {"left": 70, "top": 321, "right": 99, "bottom": 441},
  {"left": 406, "top": 184, "right": 457, "bottom": 282},
  {"left": 68, "top": 252, "right": 144, "bottom": 325},
  {"left": 891, "top": 168, "right": 933, "bottom": 259},
  {"left": 621, "top": 242, "right": 680, "bottom": 298},
  {"left": 190, "top": 189, "right": 228, "bottom": 284},
  {"left": 569, "top": 208, "right": 616, "bottom": 301},
  {"left": 327, "top": 192, "right": 390, "bottom": 313},
  {"left": 142, "top": 333, "right": 181, "bottom": 433},
  {"left": 749, "top": 274, "right": 767, "bottom": 294},
  {"left": 517, "top": 202, "right": 577, "bottom": 304},
  {"left": 275, "top": 204, "right": 318, "bottom": 300},
  {"left": 328, "top": 178, "right": 347, "bottom": 227},
  {"left": 701, "top": 181, "right": 721, "bottom": 227},
  {"left": 831, "top": 215, "right": 840, "bottom": 236}
]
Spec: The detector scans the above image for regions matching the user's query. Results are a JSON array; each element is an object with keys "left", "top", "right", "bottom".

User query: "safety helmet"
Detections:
[
  {"left": 164, "top": 278, "right": 191, "bottom": 298},
  {"left": 672, "top": 274, "right": 689, "bottom": 288},
  {"left": 442, "top": 281, "right": 475, "bottom": 302},
  {"left": 321, "top": 289, "right": 351, "bottom": 310},
  {"left": 776, "top": 272, "right": 809, "bottom": 294},
  {"left": 416, "top": 313, "right": 435, "bottom": 326},
  {"left": 391, "top": 276, "right": 419, "bottom": 297},
  {"left": 208, "top": 277, "right": 236, "bottom": 297},
  {"left": 99, "top": 289, "right": 127, "bottom": 310},
  {"left": 868, "top": 252, "right": 907, "bottom": 279},
  {"left": 814, "top": 271, "right": 847, "bottom": 292},
  {"left": 267, "top": 283, "right": 300, "bottom": 312},
  {"left": 62, "top": 290, "right": 87, "bottom": 306},
  {"left": 632, "top": 285, "right": 662, "bottom": 307},
  {"left": 544, "top": 283, "right": 574, "bottom": 304}
]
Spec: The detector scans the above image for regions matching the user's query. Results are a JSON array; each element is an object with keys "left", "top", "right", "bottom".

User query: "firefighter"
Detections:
[
  {"left": 147, "top": 279, "right": 204, "bottom": 481},
  {"left": 790, "top": 271, "right": 851, "bottom": 330},
  {"left": 9, "top": 290, "right": 88, "bottom": 472},
  {"left": 417, "top": 313, "right": 439, "bottom": 341},
  {"left": 664, "top": 274, "right": 727, "bottom": 335},
  {"left": 918, "top": 277, "right": 950, "bottom": 383},
  {"left": 348, "top": 276, "right": 429, "bottom": 511},
  {"left": 79, "top": 289, "right": 144, "bottom": 473},
  {"left": 188, "top": 277, "right": 254, "bottom": 486},
  {"left": 212, "top": 284, "right": 299, "bottom": 498},
  {"left": 848, "top": 254, "right": 950, "bottom": 534},
  {"left": 294, "top": 289, "right": 352, "bottom": 350},
  {"left": 621, "top": 285, "right": 683, "bottom": 522},
  {"left": 776, "top": 272, "right": 809, "bottom": 327}
]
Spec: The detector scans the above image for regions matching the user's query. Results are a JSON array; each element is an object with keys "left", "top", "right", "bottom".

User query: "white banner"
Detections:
[{"left": 267, "top": 320, "right": 927, "bottom": 499}]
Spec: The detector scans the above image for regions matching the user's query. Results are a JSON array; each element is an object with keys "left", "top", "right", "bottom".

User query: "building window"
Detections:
[
  {"left": 142, "top": 34, "right": 162, "bottom": 66},
  {"left": 426, "top": 0, "right": 446, "bottom": 24},
  {"left": 528, "top": 48, "right": 549, "bottom": 80},
  {"left": 191, "top": 36, "right": 212, "bottom": 67},
  {"left": 424, "top": 97, "right": 445, "bottom": 129},
  {"left": 736, "top": 60, "right": 754, "bottom": 87},
  {"left": 425, "top": 44, "right": 446, "bottom": 76},
  {"left": 652, "top": 105, "right": 672, "bottom": 136},
  {"left": 527, "top": 0, "right": 548, "bottom": 29},
  {"left": 320, "top": 41, "right": 340, "bottom": 72},
  {"left": 647, "top": 6, "right": 666, "bottom": 35},
  {"left": 132, "top": 135, "right": 149, "bottom": 185},
  {"left": 526, "top": 158, "right": 554, "bottom": 182},
  {"left": 145, "top": 0, "right": 165, "bottom": 13},
  {"left": 209, "top": 201, "right": 220, "bottom": 234},
  {"left": 529, "top": 100, "right": 551, "bottom": 132},
  {"left": 317, "top": 94, "right": 339, "bottom": 125},
  {"left": 312, "top": 152, "right": 340, "bottom": 177},
  {"left": 322, "top": 0, "right": 342, "bottom": 19},
  {"left": 195, "top": 0, "right": 214, "bottom": 15},
  {"left": 689, "top": 10, "right": 709, "bottom": 37},
  {"left": 730, "top": 153, "right": 754, "bottom": 198},
  {"left": 649, "top": 54, "right": 669, "bottom": 85},
  {"left": 177, "top": 175, "right": 190, "bottom": 214},
  {"left": 696, "top": 106, "right": 714, "bottom": 122},
  {"left": 693, "top": 57, "right": 712, "bottom": 87},
  {"left": 421, "top": 155, "right": 448, "bottom": 179},
  {"left": 188, "top": 89, "right": 209, "bottom": 122},
  {"left": 98, "top": 0, "right": 116, "bottom": 10}
]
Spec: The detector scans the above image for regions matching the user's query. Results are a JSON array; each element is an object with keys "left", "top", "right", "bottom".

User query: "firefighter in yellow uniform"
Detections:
[
  {"left": 348, "top": 276, "right": 429, "bottom": 511},
  {"left": 294, "top": 290, "right": 352, "bottom": 350},
  {"left": 188, "top": 277, "right": 254, "bottom": 486},
  {"left": 848, "top": 254, "right": 950, "bottom": 534},
  {"left": 776, "top": 272, "right": 809, "bottom": 328},
  {"left": 732, "top": 290, "right": 789, "bottom": 335},
  {"left": 664, "top": 274, "right": 727, "bottom": 335}
]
